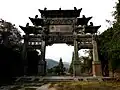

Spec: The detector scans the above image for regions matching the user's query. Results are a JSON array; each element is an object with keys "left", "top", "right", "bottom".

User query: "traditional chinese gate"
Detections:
[{"left": 20, "top": 7, "right": 101, "bottom": 76}]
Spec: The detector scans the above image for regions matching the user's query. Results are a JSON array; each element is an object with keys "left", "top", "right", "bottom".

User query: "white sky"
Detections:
[{"left": 0, "top": 0, "right": 117, "bottom": 63}]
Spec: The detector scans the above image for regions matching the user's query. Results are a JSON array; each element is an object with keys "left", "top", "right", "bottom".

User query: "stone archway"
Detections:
[{"left": 20, "top": 7, "right": 102, "bottom": 76}]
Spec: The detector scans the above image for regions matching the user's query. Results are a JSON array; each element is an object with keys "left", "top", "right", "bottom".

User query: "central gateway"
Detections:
[{"left": 20, "top": 7, "right": 101, "bottom": 76}]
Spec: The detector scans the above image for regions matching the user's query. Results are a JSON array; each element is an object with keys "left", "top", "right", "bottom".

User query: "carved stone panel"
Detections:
[
  {"left": 46, "top": 33, "right": 93, "bottom": 44},
  {"left": 77, "top": 38, "right": 92, "bottom": 42},
  {"left": 46, "top": 18, "right": 75, "bottom": 25},
  {"left": 78, "top": 43, "right": 93, "bottom": 49},
  {"left": 48, "top": 35, "right": 73, "bottom": 43}
]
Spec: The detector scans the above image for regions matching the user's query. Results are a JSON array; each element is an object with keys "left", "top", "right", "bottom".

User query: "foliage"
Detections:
[
  {"left": 58, "top": 58, "right": 64, "bottom": 75},
  {"left": 98, "top": 28, "right": 113, "bottom": 70},
  {"left": 47, "top": 58, "right": 65, "bottom": 75},
  {"left": 97, "top": 1, "right": 120, "bottom": 76},
  {"left": 0, "top": 19, "right": 23, "bottom": 84},
  {"left": 52, "top": 65, "right": 61, "bottom": 75},
  {"left": 0, "top": 19, "right": 21, "bottom": 47}
]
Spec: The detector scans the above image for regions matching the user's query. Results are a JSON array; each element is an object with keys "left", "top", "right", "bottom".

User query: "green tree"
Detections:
[
  {"left": 0, "top": 19, "right": 21, "bottom": 47},
  {"left": 97, "top": 0, "right": 120, "bottom": 76},
  {"left": 52, "top": 65, "right": 60, "bottom": 75},
  {"left": 97, "top": 28, "right": 113, "bottom": 76},
  {"left": 58, "top": 58, "right": 64, "bottom": 75},
  {"left": 50, "top": 58, "right": 65, "bottom": 75},
  {"left": 0, "top": 19, "right": 23, "bottom": 84}
]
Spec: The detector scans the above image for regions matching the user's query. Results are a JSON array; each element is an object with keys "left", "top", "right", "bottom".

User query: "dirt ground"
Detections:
[{"left": 48, "top": 81, "right": 120, "bottom": 90}]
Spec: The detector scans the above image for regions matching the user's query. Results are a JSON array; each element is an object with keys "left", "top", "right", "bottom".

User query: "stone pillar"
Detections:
[
  {"left": 92, "top": 35, "right": 102, "bottom": 77},
  {"left": 73, "top": 32, "right": 81, "bottom": 76},
  {"left": 22, "top": 34, "right": 29, "bottom": 75},
  {"left": 38, "top": 40, "right": 46, "bottom": 76}
]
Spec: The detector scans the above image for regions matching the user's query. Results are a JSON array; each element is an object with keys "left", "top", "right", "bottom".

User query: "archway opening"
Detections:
[{"left": 45, "top": 44, "right": 89, "bottom": 75}]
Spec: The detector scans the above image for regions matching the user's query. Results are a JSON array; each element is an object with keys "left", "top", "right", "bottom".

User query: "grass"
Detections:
[{"left": 49, "top": 81, "right": 120, "bottom": 90}]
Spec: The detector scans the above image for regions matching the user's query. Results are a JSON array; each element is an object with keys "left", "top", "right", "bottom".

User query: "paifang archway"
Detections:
[{"left": 20, "top": 7, "right": 101, "bottom": 77}]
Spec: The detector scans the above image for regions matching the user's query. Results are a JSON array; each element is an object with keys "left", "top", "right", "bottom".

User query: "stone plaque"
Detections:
[{"left": 49, "top": 25, "right": 73, "bottom": 32}]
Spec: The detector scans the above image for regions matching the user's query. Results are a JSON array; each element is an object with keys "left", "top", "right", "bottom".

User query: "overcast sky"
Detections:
[{"left": 0, "top": 0, "right": 117, "bottom": 63}]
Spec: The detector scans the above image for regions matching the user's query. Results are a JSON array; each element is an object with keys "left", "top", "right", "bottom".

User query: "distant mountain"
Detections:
[
  {"left": 46, "top": 59, "right": 58, "bottom": 69},
  {"left": 46, "top": 59, "right": 70, "bottom": 69}
]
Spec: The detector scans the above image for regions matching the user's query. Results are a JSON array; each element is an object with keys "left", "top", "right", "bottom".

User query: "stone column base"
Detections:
[
  {"left": 92, "top": 61, "right": 102, "bottom": 77},
  {"left": 73, "top": 60, "right": 81, "bottom": 76}
]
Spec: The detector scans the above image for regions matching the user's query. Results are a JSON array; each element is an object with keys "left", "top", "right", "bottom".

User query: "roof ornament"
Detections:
[
  {"left": 74, "top": 7, "right": 77, "bottom": 10},
  {"left": 35, "top": 15, "right": 38, "bottom": 19},
  {"left": 44, "top": 7, "right": 47, "bottom": 11},
  {"left": 89, "top": 22, "right": 93, "bottom": 26},
  {"left": 82, "top": 15, "right": 86, "bottom": 18},
  {"left": 26, "top": 23, "right": 29, "bottom": 27},
  {"left": 59, "top": 8, "right": 61, "bottom": 10}
]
